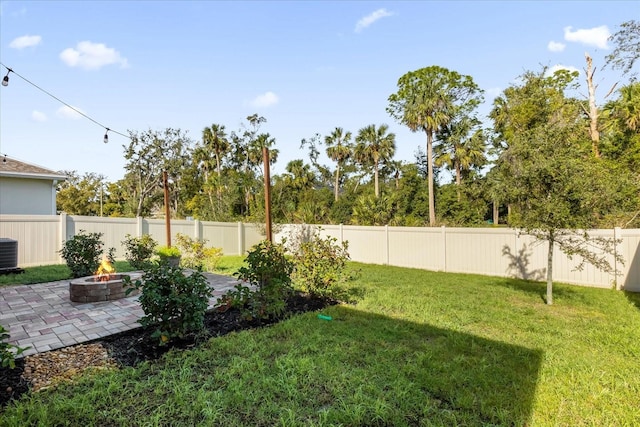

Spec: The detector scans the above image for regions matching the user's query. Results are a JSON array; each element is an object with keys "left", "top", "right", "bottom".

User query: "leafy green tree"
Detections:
[
  {"left": 499, "top": 122, "right": 625, "bottom": 305},
  {"left": 123, "top": 128, "right": 193, "bottom": 217},
  {"left": 488, "top": 68, "right": 582, "bottom": 224},
  {"left": 56, "top": 171, "right": 106, "bottom": 216},
  {"left": 387, "top": 66, "right": 483, "bottom": 226},
  {"left": 489, "top": 70, "right": 631, "bottom": 304},
  {"left": 390, "top": 163, "right": 430, "bottom": 225},
  {"left": 354, "top": 124, "right": 396, "bottom": 198},
  {"left": 605, "top": 20, "right": 639, "bottom": 78},
  {"left": 600, "top": 82, "right": 640, "bottom": 227},
  {"left": 325, "top": 127, "right": 353, "bottom": 201}
]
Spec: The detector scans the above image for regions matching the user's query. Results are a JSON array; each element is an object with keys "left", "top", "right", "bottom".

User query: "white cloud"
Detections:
[
  {"left": 250, "top": 91, "right": 279, "bottom": 108},
  {"left": 547, "top": 41, "right": 566, "bottom": 52},
  {"left": 354, "top": 8, "right": 394, "bottom": 33},
  {"left": 564, "top": 25, "right": 610, "bottom": 49},
  {"left": 9, "top": 35, "right": 42, "bottom": 49},
  {"left": 31, "top": 110, "right": 47, "bottom": 122},
  {"left": 546, "top": 64, "right": 580, "bottom": 77},
  {"left": 56, "top": 106, "right": 84, "bottom": 120},
  {"left": 59, "top": 41, "right": 129, "bottom": 70}
]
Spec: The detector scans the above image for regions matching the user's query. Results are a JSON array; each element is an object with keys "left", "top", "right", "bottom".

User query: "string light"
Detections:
[
  {"left": 0, "top": 62, "right": 130, "bottom": 143},
  {"left": 1, "top": 68, "right": 10, "bottom": 87}
]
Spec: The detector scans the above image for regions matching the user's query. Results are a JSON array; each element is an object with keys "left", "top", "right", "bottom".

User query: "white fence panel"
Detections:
[
  {"left": 0, "top": 215, "right": 60, "bottom": 266},
  {"left": 2, "top": 214, "right": 639, "bottom": 291},
  {"left": 388, "top": 227, "right": 444, "bottom": 271},
  {"left": 620, "top": 229, "right": 640, "bottom": 292},
  {"left": 341, "top": 225, "right": 388, "bottom": 265},
  {"left": 68, "top": 215, "right": 138, "bottom": 259},
  {"left": 202, "top": 222, "right": 242, "bottom": 255}
]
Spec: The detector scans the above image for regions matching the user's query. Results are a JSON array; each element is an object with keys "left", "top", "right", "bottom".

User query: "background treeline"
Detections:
[{"left": 56, "top": 21, "right": 640, "bottom": 229}]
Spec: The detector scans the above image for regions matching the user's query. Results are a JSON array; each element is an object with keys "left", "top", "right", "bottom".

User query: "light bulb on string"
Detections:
[
  {"left": 103, "top": 128, "right": 109, "bottom": 144},
  {"left": 1, "top": 68, "right": 10, "bottom": 87}
]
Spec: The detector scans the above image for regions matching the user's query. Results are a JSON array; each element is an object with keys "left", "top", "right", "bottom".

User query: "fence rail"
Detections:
[{"left": 1, "top": 214, "right": 639, "bottom": 292}]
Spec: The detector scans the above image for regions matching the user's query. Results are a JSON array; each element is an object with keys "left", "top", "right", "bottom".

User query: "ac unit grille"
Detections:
[{"left": 0, "top": 238, "right": 18, "bottom": 269}]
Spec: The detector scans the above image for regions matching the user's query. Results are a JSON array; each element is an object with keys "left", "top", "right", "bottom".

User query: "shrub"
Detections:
[
  {"left": 174, "top": 233, "right": 222, "bottom": 271},
  {"left": 122, "top": 234, "right": 157, "bottom": 270},
  {"left": 0, "top": 324, "right": 29, "bottom": 369},
  {"left": 232, "top": 240, "right": 294, "bottom": 320},
  {"left": 290, "top": 228, "right": 352, "bottom": 298},
  {"left": 59, "top": 231, "right": 114, "bottom": 278},
  {"left": 125, "top": 264, "right": 212, "bottom": 344}
]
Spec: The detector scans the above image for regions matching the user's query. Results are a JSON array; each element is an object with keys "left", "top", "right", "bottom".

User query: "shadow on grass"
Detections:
[
  {"left": 624, "top": 291, "right": 640, "bottom": 310},
  {"left": 500, "top": 276, "right": 582, "bottom": 303},
  {"left": 311, "top": 305, "right": 544, "bottom": 426}
]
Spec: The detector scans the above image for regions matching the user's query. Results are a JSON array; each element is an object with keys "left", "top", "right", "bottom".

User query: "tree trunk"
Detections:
[
  {"left": 334, "top": 164, "right": 340, "bottom": 202},
  {"left": 546, "top": 233, "right": 554, "bottom": 305},
  {"left": 585, "top": 53, "right": 601, "bottom": 158},
  {"left": 426, "top": 131, "right": 436, "bottom": 226},
  {"left": 374, "top": 162, "right": 380, "bottom": 198},
  {"left": 493, "top": 200, "right": 499, "bottom": 225},
  {"left": 455, "top": 161, "right": 462, "bottom": 201}
]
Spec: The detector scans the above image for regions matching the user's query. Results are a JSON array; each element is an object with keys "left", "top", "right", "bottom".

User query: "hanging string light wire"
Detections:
[{"left": 0, "top": 62, "right": 130, "bottom": 141}]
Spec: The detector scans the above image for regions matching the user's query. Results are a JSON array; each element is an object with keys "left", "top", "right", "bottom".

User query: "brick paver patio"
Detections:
[{"left": 0, "top": 272, "right": 241, "bottom": 356}]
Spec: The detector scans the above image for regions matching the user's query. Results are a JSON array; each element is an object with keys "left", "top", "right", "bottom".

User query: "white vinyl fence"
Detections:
[{"left": 1, "top": 214, "right": 639, "bottom": 292}]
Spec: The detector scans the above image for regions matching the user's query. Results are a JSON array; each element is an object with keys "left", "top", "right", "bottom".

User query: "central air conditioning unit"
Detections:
[{"left": 0, "top": 238, "right": 23, "bottom": 274}]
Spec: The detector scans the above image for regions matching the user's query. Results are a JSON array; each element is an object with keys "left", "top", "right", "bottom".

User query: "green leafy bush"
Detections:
[
  {"left": 1, "top": 324, "right": 29, "bottom": 369},
  {"left": 125, "top": 264, "right": 212, "bottom": 344},
  {"left": 232, "top": 240, "right": 294, "bottom": 320},
  {"left": 291, "top": 231, "right": 352, "bottom": 298},
  {"left": 59, "top": 231, "right": 114, "bottom": 278},
  {"left": 122, "top": 234, "right": 157, "bottom": 270},
  {"left": 174, "top": 233, "right": 222, "bottom": 271}
]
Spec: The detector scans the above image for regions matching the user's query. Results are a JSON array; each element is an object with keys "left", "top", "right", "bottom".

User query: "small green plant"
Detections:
[
  {"left": 1, "top": 324, "right": 29, "bottom": 369},
  {"left": 156, "top": 245, "right": 181, "bottom": 257},
  {"left": 291, "top": 232, "right": 352, "bottom": 299},
  {"left": 122, "top": 234, "right": 157, "bottom": 270},
  {"left": 125, "top": 263, "right": 212, "bottom": 344},
  {"left": 59, "top": 231, "right": 114, "bottom": 278},
  {"left": 234, "top": 240, "right": 294, "bottom": 320},
  {"left": 155, "top": 245, "right": 181, "bottom": 267},
  {"left": 174, "top": 233, "right": 223, "bottom": 271},
  {"left": 216, "top": 283, "right": 254, "bottom": 314}
]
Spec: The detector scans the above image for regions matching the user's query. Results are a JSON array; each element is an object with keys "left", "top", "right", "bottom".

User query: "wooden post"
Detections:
[
  {"left": 163, "top": 170, "right": 171, "bottom": 247},
  {"left": 263, "top": 147, "right": 272, "bottom": 242}
]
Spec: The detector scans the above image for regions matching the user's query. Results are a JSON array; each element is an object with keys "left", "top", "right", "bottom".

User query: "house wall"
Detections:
[{"left": 0, "top": 177, "right": 57, "bottom": 215}]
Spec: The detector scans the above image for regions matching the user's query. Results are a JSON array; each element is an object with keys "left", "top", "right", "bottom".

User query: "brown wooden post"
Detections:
[
  {"left": 263, "top": 147, "right": 272, "bottom": 242},
  {"left": 163, "top": 170, "right": 171, "bottom": 247}
]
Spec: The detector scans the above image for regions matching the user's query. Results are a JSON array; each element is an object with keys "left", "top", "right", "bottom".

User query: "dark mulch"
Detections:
[{"left": 1, "top": 292, "right": 335, "bottom": 409}]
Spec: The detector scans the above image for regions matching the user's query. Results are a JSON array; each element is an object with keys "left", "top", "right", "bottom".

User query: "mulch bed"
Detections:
[{"left": 1, "top": 292, "right": 335, "bottom": 409}]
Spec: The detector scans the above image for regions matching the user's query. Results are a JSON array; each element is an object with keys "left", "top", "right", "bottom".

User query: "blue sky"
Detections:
[{"left": 0, "top": 1, "right": 636, "bottom": 182}]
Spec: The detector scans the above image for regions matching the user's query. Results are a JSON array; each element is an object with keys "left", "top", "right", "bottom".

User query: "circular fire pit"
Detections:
[{"left": 69, "top": 273, "right": 142, "bottom": 303}]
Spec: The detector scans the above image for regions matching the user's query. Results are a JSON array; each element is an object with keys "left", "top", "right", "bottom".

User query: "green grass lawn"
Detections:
[{"left": 2, "top": 262, "right": 640, "bottom": 426}]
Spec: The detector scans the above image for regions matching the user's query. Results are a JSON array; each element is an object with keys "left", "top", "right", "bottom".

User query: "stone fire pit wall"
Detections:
[{"left": 69, "top": 273, "right": 142, "bottom": 303}]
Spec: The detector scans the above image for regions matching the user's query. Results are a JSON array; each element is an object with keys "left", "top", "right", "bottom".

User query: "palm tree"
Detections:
[
  {"left": 387, "top": 66, "right": 483, "bottom": 226},
  {"left": 605, "top": 82, "right": 640, "bottom": 132},
  {"left": 325, "top": 127, "right": 353, "bottom": 201},
  {"left": 201, "top": 124, "right": 229, "bottom": 179},
  {"left": 354, "top": 124, "right": 396, "bottom": 198},
  {"left": 196, "top": 124, "right": 230, "bottom": 215},
  {"left": 435, "top": 118, "right": 487, "bottom": 200}
]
